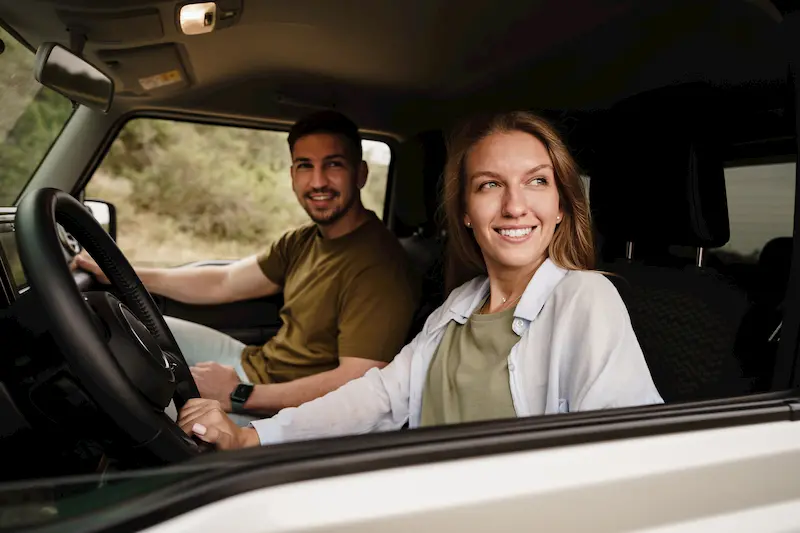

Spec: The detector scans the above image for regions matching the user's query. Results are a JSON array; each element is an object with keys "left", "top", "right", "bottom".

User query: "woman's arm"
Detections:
[
  {"left": 178, "top": 328, "right": 424, "bottom": 448},
  {"left": 555, "top": 273, "right": 664, "bottom": 411}
]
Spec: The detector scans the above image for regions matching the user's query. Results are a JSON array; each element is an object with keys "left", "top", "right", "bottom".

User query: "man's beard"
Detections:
[{"left": 304, "top": 188, "right": 357, "bottom": 226}]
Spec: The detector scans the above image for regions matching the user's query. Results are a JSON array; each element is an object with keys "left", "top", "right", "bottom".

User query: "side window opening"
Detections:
[
  {"left": 85, "top": 118, "right": 391, "bottom": 267},
  {"left": 715, "top": 161, "right": 796, "bottom": 264}
]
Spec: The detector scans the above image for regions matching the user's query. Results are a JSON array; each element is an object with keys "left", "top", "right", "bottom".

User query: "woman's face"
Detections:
[{"left": 463, "top": 131, "right": 563, "bottom": 276}]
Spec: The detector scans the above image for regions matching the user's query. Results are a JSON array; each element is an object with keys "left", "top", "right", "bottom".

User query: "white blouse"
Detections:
[{"left": 251, "top": 258, "right": 664, "bottom": 444}]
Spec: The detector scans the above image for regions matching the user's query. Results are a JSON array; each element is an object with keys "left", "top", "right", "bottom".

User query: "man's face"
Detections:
[{"left": 290, "top": 133, "right": 365, "bottom": 226}]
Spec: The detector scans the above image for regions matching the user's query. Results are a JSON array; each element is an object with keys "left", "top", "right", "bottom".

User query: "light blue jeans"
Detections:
[{"left": 165, "top": 316, "right": 260, "bottom": 426}]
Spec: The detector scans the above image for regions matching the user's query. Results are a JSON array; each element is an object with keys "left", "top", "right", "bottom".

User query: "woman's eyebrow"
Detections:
[
  {"left": 469, "top": 170, "right": 502, "bottom": 181},
  {"left": 526, "top": 164, "right": 554, "bottom": 174},
  {"left": 469, "top": 164, "right": 554, "bottom": 181}
]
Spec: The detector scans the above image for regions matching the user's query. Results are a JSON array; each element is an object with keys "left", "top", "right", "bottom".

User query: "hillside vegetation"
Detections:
[{"left": 86, "top": 119, "right": 389, "bottom": 267}]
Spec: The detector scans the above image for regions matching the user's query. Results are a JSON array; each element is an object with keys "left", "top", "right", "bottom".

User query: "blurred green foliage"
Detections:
[{"left": 0, "top": 28, "right": 74, "bottom": 205}]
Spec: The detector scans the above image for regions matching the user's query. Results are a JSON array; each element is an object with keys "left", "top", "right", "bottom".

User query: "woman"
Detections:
[{"left": 177, "top": 111, "right": 663, "bottom": 449}]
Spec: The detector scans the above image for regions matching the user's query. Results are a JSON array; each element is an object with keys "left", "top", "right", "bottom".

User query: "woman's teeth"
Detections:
[{"left": 497, "top": 227, "right": 532, "bottom": 238}]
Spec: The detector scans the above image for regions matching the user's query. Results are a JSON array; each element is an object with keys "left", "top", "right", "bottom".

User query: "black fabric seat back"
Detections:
[
  {"left": 591, "top": 89, "right": 752, "bottom": 401},
  {"left": 394, "top": 130, "right": 448, "bottom": 339},
  {"left": 735, "top": 236, "right": 793, "bottom": 390},
  {"left": 603, "top": 261, "right": 751, "bottom": 400}
]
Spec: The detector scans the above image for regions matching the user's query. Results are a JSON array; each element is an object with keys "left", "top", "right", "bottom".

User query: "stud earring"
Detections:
[{"left": 466, "top": 222, "right": 472, "bottom": 228}]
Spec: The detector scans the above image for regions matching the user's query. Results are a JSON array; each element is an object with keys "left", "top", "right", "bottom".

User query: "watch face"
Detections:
[{"left": 231, "top": 383, "right": 253, "bottom": 402}]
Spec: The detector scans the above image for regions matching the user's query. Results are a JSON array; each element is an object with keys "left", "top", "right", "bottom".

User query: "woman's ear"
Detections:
[{"left": 463, "top": 214, "right": 472, "bottom": 228}]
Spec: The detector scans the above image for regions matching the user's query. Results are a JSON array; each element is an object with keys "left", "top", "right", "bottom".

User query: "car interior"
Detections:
[{"left": 0, "top": 0, "right": 799, "bottom": 516}]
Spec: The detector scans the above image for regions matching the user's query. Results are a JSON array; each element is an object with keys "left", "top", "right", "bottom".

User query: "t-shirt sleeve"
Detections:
[
  {"left": 337, "top": 264, "right": 420, "bottom": 364},
  {"left": 256, "top": 230, "right": 297, "bottom": 287}
]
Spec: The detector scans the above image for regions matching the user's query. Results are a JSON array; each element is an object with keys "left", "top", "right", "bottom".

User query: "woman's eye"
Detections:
[
  {"left": 479, "top": 181, "right": 499, "bottom": 190},
  {"left": 528, "top": 177, "right": 548, "bottom": 186}
]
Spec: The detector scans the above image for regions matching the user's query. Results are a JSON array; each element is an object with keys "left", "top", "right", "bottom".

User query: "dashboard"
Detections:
[{"left": 0, "top": 207, "right": 86, "bottom": 305}]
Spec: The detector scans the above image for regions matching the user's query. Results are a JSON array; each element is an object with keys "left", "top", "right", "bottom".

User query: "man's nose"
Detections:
[{"left": 309, "top": 166, "right": 329, "bottom": 189}]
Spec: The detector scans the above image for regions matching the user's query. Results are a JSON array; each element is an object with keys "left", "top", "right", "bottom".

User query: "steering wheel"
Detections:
[{"left": 15, "top": 188, "right": 206, "bottom": 463}]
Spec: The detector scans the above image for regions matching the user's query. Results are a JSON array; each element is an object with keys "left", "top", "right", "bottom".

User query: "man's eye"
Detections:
[
  {"left": 327, "top": 161, "right": 344, "bottom": 168},
  {"left": 296, "top": 163, "right": 312, "bottom": 170},
  {"left": 479, "top": 181, "right": 499, "bottom": 190}
]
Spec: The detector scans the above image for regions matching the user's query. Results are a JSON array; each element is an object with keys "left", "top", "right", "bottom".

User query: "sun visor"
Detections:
[
  {"left": 97, "top": 44, "right": 191, "bottom": 97},
  {"left": 56, "top": 8, "right": 164, "bottom": 44}
]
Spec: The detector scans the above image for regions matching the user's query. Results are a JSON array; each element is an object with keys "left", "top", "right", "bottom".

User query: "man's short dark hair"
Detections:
[{"left": 288, "top": 110, "right": 363, "bottom": 162}]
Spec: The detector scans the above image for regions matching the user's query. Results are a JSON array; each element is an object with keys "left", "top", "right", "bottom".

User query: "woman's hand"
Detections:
[{"left": 178, "top": 399, "right": 260, "bottom": 450}]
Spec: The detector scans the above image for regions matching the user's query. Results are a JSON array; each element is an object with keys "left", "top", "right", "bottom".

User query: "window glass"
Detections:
[
  {"left": 85, "top": 118, "right": 391, "bottom": 267},
  {"left": 0, "top": 26, "right": 74, "bottom": 205},
  {"left": 716, "top": 162, "right": 796, "bottom": 262}
]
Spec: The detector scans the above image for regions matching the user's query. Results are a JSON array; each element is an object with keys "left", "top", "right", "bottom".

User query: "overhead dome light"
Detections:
[{"left": 179, "top": 2, "right": 217, "bottom": 35}]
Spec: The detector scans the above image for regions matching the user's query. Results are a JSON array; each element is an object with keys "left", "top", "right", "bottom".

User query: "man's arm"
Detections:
[
  {"left": 73, "top": 252, "right": 281, "bottom": 305},
  {"left": 243, "top": 357, "right": 387, "bottom": 413}
]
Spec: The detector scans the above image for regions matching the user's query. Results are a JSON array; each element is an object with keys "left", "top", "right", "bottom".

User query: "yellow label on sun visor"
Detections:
[{"left": 139, "top": 70, "right": 183, "bottom": 91}]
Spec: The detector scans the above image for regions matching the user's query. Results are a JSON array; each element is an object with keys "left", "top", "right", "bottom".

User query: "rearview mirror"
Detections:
[
  {"left": 84, "top": 199, "right": 117, "bottom": 241},
  {"left": 34, "top": 43, "right": 114, "bottom": 113}
]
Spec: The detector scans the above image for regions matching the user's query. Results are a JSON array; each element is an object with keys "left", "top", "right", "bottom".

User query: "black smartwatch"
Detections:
[{"left": 230, "top": 383, "right": 254, "bottom": 414}]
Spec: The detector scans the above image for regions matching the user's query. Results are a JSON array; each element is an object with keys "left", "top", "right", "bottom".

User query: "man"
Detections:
[{"left": 75, "top": 111, "right": 420, "bottom": 422}]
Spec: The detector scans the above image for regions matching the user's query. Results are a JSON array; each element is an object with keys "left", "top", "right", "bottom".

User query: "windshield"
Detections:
[{"left": 0, "top": 25, "right": 74, "bottom": 206}]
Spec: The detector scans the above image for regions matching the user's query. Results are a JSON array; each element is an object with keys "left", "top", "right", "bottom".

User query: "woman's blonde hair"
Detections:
[{"left": 441, "top": 110, "right": 595, "bottom": 292}]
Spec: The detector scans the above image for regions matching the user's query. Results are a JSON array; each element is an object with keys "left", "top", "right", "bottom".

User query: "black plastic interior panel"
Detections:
[{"left": 153, "top": 293, "right": 283, "bottom": 346}]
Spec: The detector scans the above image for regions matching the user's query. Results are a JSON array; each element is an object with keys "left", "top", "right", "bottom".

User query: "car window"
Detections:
[
  {"left": 714, "top": 161, "right": 796, "bottom": 263},
  {"left": 84, "top": 118, "right": 392, "bottom": 267},
  {"left": 0, "top": 26, "right": 74, "bottom": 206}
]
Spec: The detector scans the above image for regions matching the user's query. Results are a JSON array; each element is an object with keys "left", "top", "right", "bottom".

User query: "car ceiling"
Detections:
[{"left": 0, "top": 0, "right": 792, "bottom": 135}]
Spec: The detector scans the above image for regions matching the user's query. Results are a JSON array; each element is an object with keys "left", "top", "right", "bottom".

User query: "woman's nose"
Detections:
[{"left": 502, "top": 188, "right": 528, "bottom": 218}]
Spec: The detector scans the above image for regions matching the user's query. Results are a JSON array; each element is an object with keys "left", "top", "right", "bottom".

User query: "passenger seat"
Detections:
[
  {"left": 736, "top": 236, "right": 793, "bottom": 390},
  {"left": 590, "top": 126, "right": 752, "bottom": 402}
]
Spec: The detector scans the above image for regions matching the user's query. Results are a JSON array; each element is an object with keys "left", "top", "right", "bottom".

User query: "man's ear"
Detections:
[
  {"left": 289, "top": 165, "right": 298, "bottom": 192},
  {"left": 357, "top": 160, "right": 368, "bottom": 190}
]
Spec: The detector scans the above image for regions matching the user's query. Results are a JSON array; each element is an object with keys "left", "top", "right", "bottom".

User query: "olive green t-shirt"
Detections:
[
  {"left": 241, "top": 212, "right": 420, "bottom": 384},
  {"left": 420, "top": 302, "right": 519, "bottom": 427}
]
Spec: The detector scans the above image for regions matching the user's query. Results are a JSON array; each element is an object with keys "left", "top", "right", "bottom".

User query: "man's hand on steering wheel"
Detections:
[
  {"left": 71, "top": 250, "right": 110, "bottom": 284},
  {"left": 179, "top": 399, "right": 260, "bottom": 450}
]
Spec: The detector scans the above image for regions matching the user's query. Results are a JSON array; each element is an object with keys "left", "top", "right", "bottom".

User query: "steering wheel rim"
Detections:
[{"left": 15, "top": 187, "right": 204, "bottom": 463}]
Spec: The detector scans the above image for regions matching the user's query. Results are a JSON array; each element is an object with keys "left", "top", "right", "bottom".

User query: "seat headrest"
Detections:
[
  {"left": 392, "top": 130, "right": 447, "bottom": 236},
  {"left": 589, "top": 86, "right": 730, "bottom": 249}
]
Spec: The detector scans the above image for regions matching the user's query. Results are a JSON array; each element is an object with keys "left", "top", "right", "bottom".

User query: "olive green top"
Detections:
[
  {"left": 241, "top": 212, "right": 420, "bottom": 384},
  {"left": 420, "top": 300, "right": 519, "bottom": 426}
]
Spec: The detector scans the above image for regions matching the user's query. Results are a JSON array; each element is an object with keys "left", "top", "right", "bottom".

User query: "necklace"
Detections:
[{"left": 480, "top": 292, "right": 523, "bottom": 314}]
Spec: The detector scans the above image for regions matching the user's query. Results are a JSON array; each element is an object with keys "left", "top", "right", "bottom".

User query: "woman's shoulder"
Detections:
[{"left": 554, "top": 269, "right": 624, "bottom": 307}]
